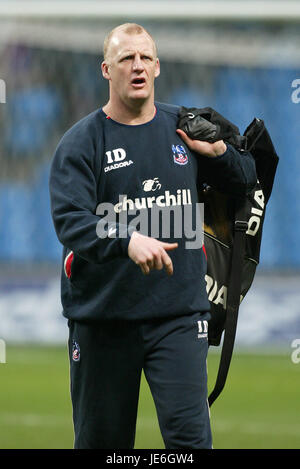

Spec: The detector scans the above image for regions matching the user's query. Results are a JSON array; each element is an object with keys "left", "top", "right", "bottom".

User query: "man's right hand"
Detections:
[{"left": 128, "top": 231, "right": 178, "bottom": 276}]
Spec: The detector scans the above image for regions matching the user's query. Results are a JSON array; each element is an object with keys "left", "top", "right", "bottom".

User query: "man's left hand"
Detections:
[{"left": 176, "top": 128, "right": 227, "bottom": 158}]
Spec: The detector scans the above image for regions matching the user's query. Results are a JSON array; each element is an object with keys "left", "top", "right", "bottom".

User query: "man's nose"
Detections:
[{"left": 132, "top": 55, "right": 144, "bottom": 71}]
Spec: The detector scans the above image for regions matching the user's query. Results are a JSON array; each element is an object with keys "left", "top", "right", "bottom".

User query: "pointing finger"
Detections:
[
  {"left": 161, "top": 250, "right": 174, "bottom": 276},
  {"left": 160, "top": 242, "right": 178, "bottom": 251}
]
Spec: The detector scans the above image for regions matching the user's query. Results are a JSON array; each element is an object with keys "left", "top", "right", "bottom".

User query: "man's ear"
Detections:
[
  {"left": 155, "top": 58, "right": 160, "bottom": 79},
  {"left": 101, "top": 61, "right": 110, "bottom": 80}
]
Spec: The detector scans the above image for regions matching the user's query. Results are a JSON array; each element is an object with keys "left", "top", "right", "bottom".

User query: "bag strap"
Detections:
[{"left": 208, "top": 204, "right": 248, "bottom": 406}]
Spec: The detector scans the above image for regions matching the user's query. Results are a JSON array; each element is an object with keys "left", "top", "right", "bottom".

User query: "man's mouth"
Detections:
[{"left": 131, "top": 77, "right": 146, "bottom": 88}]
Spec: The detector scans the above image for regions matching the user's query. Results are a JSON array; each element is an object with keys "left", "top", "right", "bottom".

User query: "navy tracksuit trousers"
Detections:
[{"left": 68, "top": 311, "right": 212, "bottom": 449}]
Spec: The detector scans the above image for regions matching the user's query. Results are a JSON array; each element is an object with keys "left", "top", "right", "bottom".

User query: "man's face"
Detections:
[{"left": 102, "top": 31, "right": 160, "bottom": 107}]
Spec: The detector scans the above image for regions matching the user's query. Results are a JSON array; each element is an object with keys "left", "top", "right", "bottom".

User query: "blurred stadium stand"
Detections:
[{"left": 0, "top": 1, "right": 299, "bottom": 344}]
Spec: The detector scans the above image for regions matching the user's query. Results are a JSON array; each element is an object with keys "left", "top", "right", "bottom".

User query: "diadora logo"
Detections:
[
  {"left": 197, "top": 320, "right": 208, "bottom": 339},
  {"left": 172, "top": 144, "right": 188, "bottom": 166},
  {"left": 104, "top": 148, "right": 133, "bottom": 173},
  {"left": 205, "top": 274, "right": 243, "bottom": 310}
]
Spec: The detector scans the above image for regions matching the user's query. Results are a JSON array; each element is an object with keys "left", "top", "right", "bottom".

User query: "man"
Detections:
[{"left": 49, "top": 23, "right": 256, "bottom": 449}]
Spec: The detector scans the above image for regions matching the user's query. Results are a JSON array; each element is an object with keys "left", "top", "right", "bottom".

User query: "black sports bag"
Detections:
[{"left": 178, "top": 108, "right": 279, "bottom": 405}]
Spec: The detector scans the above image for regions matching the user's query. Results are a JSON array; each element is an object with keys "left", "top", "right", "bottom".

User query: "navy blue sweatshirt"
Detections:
[{"left": 49, "top": 102, "right": 256, "bottom": 322}]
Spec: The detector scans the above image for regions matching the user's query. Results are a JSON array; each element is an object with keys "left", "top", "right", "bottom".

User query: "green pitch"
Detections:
[{"left": 0, "top": 345, "right": 299, "bottom": 449}]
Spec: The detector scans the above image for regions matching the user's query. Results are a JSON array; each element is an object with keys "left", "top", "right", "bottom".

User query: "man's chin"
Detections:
[
  {"left": 126, "top": 93, "right": 151, "bottom": 107},
  {"left": 129, "top": 89, "right": 149, "bottom": 99}
]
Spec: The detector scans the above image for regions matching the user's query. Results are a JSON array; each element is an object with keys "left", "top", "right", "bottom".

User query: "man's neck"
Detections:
[{"left": 102, "top": 98, "right": 156, "bottom": 125}]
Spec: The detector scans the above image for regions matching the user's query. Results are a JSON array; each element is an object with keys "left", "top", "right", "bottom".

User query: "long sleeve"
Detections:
[
  {"left": 49, "top": 115, "right": 131, "bottom": 264},
  {"left": 49, "top": 103, "right": 218, "bottom": 322},
  {"left": 198, "top": 143, "right": 257, "bottom": 197}
]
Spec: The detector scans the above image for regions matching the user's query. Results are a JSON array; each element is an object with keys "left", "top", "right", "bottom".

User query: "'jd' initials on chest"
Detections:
[{"left": 106, "top": 148, "right": 126, "bottom": 164}]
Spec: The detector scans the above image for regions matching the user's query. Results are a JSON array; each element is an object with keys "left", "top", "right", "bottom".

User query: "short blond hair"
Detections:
[{"left": 103, "top": 23, "right": 157, "bottom": 60}]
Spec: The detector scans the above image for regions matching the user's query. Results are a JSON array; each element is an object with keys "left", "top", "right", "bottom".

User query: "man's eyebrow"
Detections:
[{"left": 118, "top": 50, "right": 154, "bottom": 59}]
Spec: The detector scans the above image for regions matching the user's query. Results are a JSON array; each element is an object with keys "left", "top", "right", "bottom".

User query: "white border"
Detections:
[{"left": 0, "top": 1, "right": 299, "bottom": 21}]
